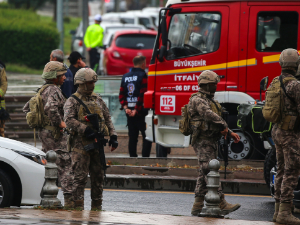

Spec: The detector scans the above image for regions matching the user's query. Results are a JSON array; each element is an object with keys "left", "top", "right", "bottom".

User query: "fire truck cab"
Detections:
[{"left": 144, "top": 0, "right": 300, "bottom": 159}]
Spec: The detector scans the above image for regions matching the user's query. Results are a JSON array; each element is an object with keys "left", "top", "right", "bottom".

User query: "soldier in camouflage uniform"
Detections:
[
  {"left": 189, "top": 70, "right": 241, "bottom": 216},
  {"left": 0, "top": 60, "right": 8, "bottom": 137},
  {"left": 271, "top": 49, "right": 300, "bottom": 225},
  {"left": 23, "top": 61, "right": 74, "bottom": 208},
  {"left": 64, "top": 68, "right": 118, "bottom": 210}
]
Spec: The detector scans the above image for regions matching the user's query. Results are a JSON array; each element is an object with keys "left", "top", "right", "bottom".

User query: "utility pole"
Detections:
[
  {"left": 151, "top": 0, "right": 156, "bottom": 7},
  {"left": 56, "top": 0, "right": 64, "bottom": 51},
  {"left": 114, "top": 0, "right": 120, "bottom": 12},
  {"left": 82, "top": 0, "right": 89, "bottom": 59}
]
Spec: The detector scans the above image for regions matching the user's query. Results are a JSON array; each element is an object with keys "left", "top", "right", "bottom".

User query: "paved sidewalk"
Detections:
[{"left": 0, "top": 209, "right": 277, "bottom": 225}]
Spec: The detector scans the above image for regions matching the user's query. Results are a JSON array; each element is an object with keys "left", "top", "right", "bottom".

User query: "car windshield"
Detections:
[
  {"left": 139, "top": 17, "right": 151, "bottom": 26},
  {"left": 115, "top": 34, "right": 156, "bottom": 49},
  {"left": 120, "top": 18, "right": 135, "bottom": 24}
]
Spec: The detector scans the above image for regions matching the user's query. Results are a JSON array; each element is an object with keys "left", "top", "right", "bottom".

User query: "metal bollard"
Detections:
[
  {"left": 199, "top": 159, "right": 224, "bottom": 218},
  {"left": 40, "top": 150, "right": 62, "bottom": 208}
]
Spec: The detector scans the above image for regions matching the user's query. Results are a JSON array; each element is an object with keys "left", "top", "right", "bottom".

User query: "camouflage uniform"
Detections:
[
  {"left": 64, "top": 68, "right": 117, "bottom": 209},
  {"left": 189, "top": 90, "right": 229, "bottom": 198},
  {"left": 23, "top": 62, "right": 72, "bottom": 195},
  {"left": 0, "top": 63, "right": 8, "bottom": 137},
  {"left": 189, "top": 70, "right": 240, "bottom": 216},
  {"left": 272, "top": 72, "right": 300, "bottom": 204},
  {"left": 269, "top": 48, "right": 300, "bottom": 224},
  {"left": 39, "top": 85, "right": 72, "bottom": 195}
]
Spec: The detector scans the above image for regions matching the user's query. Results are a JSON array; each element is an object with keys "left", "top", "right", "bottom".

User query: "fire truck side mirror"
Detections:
[
  {"left": 158, "top": 13, "right": 168, "bottom": 62},
  {"left": 260, "top": 76, "right": 269, "bottom": 91},
  {"left": 158, "top": 45, "right": 167, "bottom": 62}
]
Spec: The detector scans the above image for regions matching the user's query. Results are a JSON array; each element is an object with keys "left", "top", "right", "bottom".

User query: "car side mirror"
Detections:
[
  {"left": 69, "top": 30, "right": 76, "bottom": 35},
  {"left": 260, "top": 76, "right": 269, "bottom": 91}
]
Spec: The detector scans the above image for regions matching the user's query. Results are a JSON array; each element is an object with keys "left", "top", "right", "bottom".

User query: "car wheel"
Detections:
[
  {"left": 264, "top": 146, "right": 276, "bottom": 188},
  {"left": 0, "top": 169, "right": 14, "bottom": 207}
]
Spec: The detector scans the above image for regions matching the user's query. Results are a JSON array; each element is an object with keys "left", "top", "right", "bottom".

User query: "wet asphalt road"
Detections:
[
  {"left": 2, "top": 189, "right": 300, "bottom": 224},
  {"left": 57, "top": 189, "right": 277, "bottom": 221}
]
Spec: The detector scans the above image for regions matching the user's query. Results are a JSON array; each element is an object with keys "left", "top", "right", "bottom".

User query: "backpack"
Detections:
[
  {"left": 26, "top": 84, "right": 53, "bottom": 128},
  {"left": 262, "top": 76, "right": 296, "bottom": 123},
  {"left": 179, "top": 93, "right": 200, "bottom": 136}
]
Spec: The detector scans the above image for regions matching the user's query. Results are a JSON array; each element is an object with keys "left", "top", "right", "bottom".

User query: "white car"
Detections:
[
  {"left": 102, "top": 12, "right": 157, "bottom": 30},
  {"left": 0, "top": 137, "right": 46, "bottom": 207},
  {"left": 142, "top": 7, "right": 162, "bottom": 28}
]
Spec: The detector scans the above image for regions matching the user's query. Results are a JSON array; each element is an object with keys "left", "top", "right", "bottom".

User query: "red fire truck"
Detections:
[{"left": 144, "top": 0, "right": 300, "bottom": 159}]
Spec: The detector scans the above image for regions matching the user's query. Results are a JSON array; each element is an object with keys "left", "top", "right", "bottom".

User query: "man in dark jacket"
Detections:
[
  {"left": 61, "top": 51, "right": 87, "bottom": 98},
  {"left": 119, "top": 56, "right": 152, "bottom": 157},
  {"left": 50, "top": 49, "right": 74, "bottom": 98}
]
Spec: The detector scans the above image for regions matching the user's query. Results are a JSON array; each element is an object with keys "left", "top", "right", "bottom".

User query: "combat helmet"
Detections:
[
  {"left": 279, "top": 48, "right": 300, "bottom": 69},
  {"left": 198, "top": 70, "right": 220, "bottom": 86},
  {"left": 74, "top": 68, "right": 97, "bottom": 85},
  {"left": 41, "top": 61, "right": 67, "bottom": 79}
]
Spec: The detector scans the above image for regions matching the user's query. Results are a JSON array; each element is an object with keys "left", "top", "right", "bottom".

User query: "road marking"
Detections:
[{"left": 101, "top": 189, "right": 273, "bottom": 198}]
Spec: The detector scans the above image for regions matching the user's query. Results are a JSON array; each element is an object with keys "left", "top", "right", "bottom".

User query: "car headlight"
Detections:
[{"left": 12, "top": 150, "right": 47, "bottom": 165}]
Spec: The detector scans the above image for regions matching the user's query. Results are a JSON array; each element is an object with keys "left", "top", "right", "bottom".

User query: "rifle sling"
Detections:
[{"left": 71, "top": 94, "right": 92, "bottom": 114}]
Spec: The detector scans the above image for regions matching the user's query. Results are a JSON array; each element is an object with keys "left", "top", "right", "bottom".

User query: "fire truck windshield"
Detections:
[{"left": 166, "top": 13, "right": 221, "bottom": 60}]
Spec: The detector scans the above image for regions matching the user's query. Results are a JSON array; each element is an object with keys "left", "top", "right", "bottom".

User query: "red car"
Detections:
[{"left": 103, "top": 30, "right": 157, "bottom": 75}]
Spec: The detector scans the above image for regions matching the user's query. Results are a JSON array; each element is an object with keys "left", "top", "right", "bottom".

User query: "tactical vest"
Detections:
[
  {"left": 73, "top": 92, "right": 109, "bottom": 147},
  {"left": 189, "top": 92, "right": 222, "bottom": 144},
  {"left": 263, "top": 76, "right": 300, "bottom": 130}
]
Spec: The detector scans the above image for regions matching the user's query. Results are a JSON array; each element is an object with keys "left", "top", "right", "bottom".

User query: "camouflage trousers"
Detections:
[
  {"left": 272, "top": 126, "right": 300, "bottom": 203},
  {"left": 39, "top": 129, "right": 72, "bottom": 194},
  {"left": 193, "top": 138, "right": 222, "bottom": 198},
  {"left": 0, "top": 120, "right": 4, "bottom": 137},
  {"left": 71, "top": 149, "right": 104, "bottom": 201},
  {"left": 56, "top": 151, "right": 73, "bottom": 194},
  {"left": 38, "top": 129, "right": 67, "bottom": 153}
]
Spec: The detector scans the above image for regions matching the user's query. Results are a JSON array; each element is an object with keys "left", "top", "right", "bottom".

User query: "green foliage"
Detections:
[
  {"left": 0, "top": 2, "right": 11, "bottom": 9},
  {"left": 7, "top": 0, "right": 48, "bottom": 10},
  {"left": 0, "top": 8, "right": 59, "bottom": 69}
]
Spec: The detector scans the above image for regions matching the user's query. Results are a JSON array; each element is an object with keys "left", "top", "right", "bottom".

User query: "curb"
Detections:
[{"left": 98, "top": 174, "right": 270, "bottom": 195}]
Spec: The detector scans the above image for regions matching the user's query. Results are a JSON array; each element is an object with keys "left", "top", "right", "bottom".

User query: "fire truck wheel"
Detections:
[{"left": 226, "top": 129, "right": 253, "bottom": 160}]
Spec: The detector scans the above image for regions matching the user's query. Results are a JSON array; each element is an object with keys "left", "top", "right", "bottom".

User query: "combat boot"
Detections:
[
  {"left": 191, "top": 196, "right": 204, "bottom": 216},
  {"left": 272, "top": 202, "right": 279, "bottom": 222},
  {"left": 64, "top": 194, "right": 74, "bottom": 209},
  {"left": 91, "top": 200, "right": 102, "bottom": 210},
  {"left": 219, "top": 197, "right": 241, "bottom": 215},
  {"left": 74, "top": 200, "right": 84, "bottom": 210},
  {"left": 276, "top": 202, "right": 300, "bottom": 224}
]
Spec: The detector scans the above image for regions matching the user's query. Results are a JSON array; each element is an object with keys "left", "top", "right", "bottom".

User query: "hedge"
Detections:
[{"left": 0, "top": 9, "right": 59, "bottom": 69}]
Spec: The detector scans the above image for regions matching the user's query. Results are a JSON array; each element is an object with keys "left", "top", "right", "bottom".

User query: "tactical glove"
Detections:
[
  {"left": 109, "top": 135, "right": 118, "bottom": 148},
  {"left": 84, "top": 126, "right": 96, "bottom": 139}
]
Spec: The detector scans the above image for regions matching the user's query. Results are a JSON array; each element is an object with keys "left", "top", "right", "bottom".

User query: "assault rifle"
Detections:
[
  {"left": 220, "top": 111, "right": 230, "bottom": 179},
  {"left": 84, "top": 114, "right": 109, "bottom": 176}
]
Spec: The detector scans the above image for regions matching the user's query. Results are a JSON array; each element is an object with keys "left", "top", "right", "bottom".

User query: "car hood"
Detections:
[{"left": 0, "top": 137, "right": 45, "bottom": 156}]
